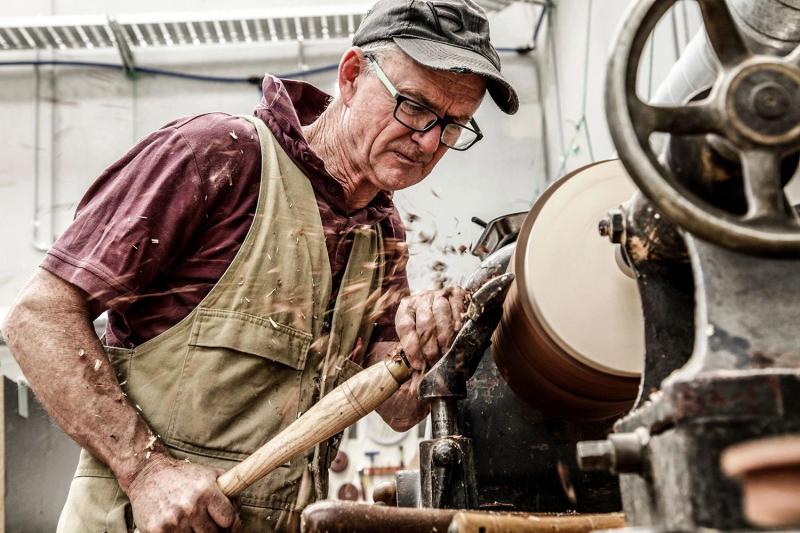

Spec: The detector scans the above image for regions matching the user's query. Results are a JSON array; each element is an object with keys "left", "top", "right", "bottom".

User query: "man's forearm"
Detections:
[
  {"left": 367, "top": 341, "right": 430, "bottom": 431},
  {"left": 3, "top": 270, "right": 166, "bottom": 491}
]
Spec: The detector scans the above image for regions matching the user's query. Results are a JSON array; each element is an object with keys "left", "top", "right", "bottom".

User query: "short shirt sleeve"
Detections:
[{"left": 41, "top": 121, "right": 219, "bottom": 312}]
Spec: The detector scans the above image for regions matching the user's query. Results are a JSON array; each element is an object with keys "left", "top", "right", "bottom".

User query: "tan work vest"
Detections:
[{"left": 57, "top": 115, "right": 385, "bottom": 532}]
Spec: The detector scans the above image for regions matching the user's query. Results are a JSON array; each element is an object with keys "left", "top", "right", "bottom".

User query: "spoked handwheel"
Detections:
[{"left": 607, "top": 0, "right": 800, "bottom": 255}]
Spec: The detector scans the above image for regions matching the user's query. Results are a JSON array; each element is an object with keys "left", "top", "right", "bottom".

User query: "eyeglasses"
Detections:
[{"left": 366, "top": 54, "right": 483, "bottom": 151}]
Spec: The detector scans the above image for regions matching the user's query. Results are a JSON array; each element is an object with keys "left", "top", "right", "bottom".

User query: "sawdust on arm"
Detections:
[{"left": 2, "top": 268, "right": 168, "bottom": 491}]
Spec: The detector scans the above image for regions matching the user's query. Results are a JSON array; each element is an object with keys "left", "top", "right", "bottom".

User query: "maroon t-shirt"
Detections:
[{"left": 41, "top": 75, "right": 410, "bottom": 349}]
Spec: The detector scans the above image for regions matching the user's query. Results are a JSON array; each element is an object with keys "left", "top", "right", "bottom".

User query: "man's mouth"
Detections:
[{"left": 393, "top": 151, "right": 423, "bottom": 165}]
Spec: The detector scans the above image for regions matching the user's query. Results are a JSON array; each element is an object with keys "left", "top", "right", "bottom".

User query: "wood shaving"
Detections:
[
  {"left": 268, "top": 317, "right": 278, "bottom": 328},
  {"left": 431, "top": 261, "right": 447, "bottom": 272},
  {"left": 93, "top": 359, "right": 102, "bottom": 371},
  {"left": 78, "top": 349, "right": 86, "bottom": 358},
  {"left": 418, "top": 230, "right": 437, "bottom": 245},
  {"left": 150, "top": 238, "right": 159, "bottom": 244},
  {"left": 229, "top": 130, "right": 238, "bottom": 140},
  {"left": 146, "top": 435, "right": 157, "bottom": 450}
]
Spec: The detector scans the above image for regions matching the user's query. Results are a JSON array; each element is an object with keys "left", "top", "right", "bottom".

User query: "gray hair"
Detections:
[{"left": 357, "top": 40, "right": 403, "bottom": 74}]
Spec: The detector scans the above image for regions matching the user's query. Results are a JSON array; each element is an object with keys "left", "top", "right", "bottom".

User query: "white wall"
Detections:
[
  {"left": 0, "top": 0, "right": 704, "bottom": 300},
  {"left": 535, "top": 0, "right": 702, "bottom": 185},
  {"left": 0, "top": 3, "right": 546, "bottom": 302}
]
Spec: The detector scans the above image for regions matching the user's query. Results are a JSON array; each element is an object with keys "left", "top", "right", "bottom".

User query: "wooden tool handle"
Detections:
[
  {"left": 449, "top": 511, "right": 626, "bottom": 532},
  {"left": 217, "top": 355, "right": 412, "bottom": 497}
]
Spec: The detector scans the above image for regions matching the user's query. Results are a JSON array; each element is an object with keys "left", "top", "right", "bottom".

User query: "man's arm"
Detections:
[
  {"left": 368, "top": 286, "right": 468, "bottom": 432},
  {"left": 3, "top": 269, "right": 237, "bottom": 531}
]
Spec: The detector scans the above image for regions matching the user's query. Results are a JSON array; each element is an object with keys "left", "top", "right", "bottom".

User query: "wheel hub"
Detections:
[{"left": 729, "top": 64, "right": 800, "bottom": 145}]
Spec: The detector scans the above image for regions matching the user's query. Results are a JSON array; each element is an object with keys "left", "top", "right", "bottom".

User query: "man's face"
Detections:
[{"left": 344, "top": 50, "right": 486, "bottom": 192}]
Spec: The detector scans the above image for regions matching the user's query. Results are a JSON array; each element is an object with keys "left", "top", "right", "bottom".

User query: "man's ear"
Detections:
[{"left": 338, "top": 47, "right": 368, "bottom": 107}]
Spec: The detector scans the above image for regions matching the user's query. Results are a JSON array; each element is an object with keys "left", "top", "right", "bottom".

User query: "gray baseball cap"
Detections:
[{"left": 353, "top": 0, "right": 519, "bottom": 115}]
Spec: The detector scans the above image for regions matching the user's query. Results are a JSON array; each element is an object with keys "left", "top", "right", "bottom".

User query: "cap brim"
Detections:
[{"left": 393, "top": 36, "right": 519, "bottom": 115}]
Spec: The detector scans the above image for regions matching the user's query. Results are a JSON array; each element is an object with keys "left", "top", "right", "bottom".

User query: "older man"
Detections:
[{"left": 3, "top": 0, "right": 517, "bottom": 531}]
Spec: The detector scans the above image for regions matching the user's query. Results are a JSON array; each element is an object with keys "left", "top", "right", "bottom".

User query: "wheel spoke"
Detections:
[
  {"left": 696, "top": 0, "right": 750, "bottom": 69},
  {"left": 632, "top": 100, "right": 720, "bottom": 136},
  {"left": 741, "top": 149, "right": 792, "bottom": 221}
]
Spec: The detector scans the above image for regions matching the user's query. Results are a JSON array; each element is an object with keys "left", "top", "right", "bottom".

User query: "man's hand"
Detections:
[
  {"left": 127, "top": 454, "right": 240, "bottom": 533},
  {"left": 370, "top": 286, "right": 468, "bottom": 431},
  {"left": 395, "top": 286, "right": 468, "bottom": 371}
]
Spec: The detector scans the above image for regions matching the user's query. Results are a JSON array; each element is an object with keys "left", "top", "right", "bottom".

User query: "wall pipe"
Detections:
[{"left": 652, "top": 0, "right": 800, "bottom": 107}]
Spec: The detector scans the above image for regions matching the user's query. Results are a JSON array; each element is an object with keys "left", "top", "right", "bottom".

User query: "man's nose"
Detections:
[{"left": 411, "top": 125, "right": 442, "bottom": 154}]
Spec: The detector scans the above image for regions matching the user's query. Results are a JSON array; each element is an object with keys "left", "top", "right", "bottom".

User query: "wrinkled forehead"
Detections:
[{"left": 379, "top": 51, "right": 487, "bottom": 117}]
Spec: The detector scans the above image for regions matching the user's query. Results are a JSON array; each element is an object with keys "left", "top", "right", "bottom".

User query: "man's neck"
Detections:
[{"left": 302, "top": 107, "right": 380, "bottom": 213}]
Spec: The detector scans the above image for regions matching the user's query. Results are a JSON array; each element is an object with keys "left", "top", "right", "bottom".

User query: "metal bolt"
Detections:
[
  {"left": 432, "top": 439, "right": 461, "bottom": 467},
  {"left": 598, "top": 218, "right": 610, "bottom": 237},
  {"left": 609, "top": 429, "right": 648, "bottom": 473},
  {"left": 608, "top": 209, "right": 625, "bottom": 244},
  {"left": 577, "top": 440, "right": 615, "bottom": 472},
  {"left": 577, "top": 428, "right": 649, "bottom": 474},
  {"left": 752, "top": 82, "right": 790, "bottom": 120},
  {"left": 598, "top": 209, "right": 626, "bottom": 244}
]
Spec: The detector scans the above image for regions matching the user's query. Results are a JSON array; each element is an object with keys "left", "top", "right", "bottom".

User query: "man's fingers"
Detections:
[
  {"left": 396, "top": 300, "right": 423, "bottom": 370},
  {"left": 449, "top": 287, "right": 467, "bottom": 331},
  {"left": 415, "top": 293, "right": 439, "bottom": 363},
  {"left": 432, "top": 293, "right": 454, "bottom": 350},
  {"left": 190, "top": 513, "right": 220, "bottom": 533},
  {"left": 206, "top": 492, "right": 237, "bottom": 529}
]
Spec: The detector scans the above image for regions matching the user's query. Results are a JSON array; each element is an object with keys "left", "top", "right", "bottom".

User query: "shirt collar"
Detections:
[{"left": 254, "top": 75, "right": 395, "bottom": 223}]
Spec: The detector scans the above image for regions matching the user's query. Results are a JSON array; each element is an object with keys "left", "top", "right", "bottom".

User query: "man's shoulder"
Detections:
[
  {"left": 153, "top": 113, "right": 262, "bottom": 183},
  {"left": 164, "top": 112, "right": 260, "bottom": 147}
]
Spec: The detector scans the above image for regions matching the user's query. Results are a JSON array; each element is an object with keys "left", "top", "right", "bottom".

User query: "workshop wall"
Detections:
[
  {"left": 534, "top": 0, "right": 702, "bottom": 184},
  {"left": 0, "top": 0, "right": 702, "bottom": 301},
  {"left": 0, "top": 3, "right": 543, "bottom": 303}
]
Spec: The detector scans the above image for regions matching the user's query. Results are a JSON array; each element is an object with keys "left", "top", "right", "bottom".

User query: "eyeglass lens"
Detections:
[{"left": 395, "top": 100, "right": 478, "bottom": 150}]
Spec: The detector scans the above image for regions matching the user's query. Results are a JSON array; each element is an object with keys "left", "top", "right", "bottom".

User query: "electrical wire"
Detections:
[
  {"left": 0, "top": 45, "right": 534, "bottom": 86},
  {"left": 546, "top": 6, "right": 566, "bottom": 170},
  {"left": 550, "top": 0, "right": 597, "bottom": 182},
  {"left": 580, "top": 0, "right": 595, "bottom": 162},
  {"left": 0, "top": 59, "right": 341, "bottom": 84}
]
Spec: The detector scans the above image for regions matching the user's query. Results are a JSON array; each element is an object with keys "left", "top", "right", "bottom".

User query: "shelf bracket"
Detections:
[{"left": 107, "top": 17, "right": 137, "bottom": 78}]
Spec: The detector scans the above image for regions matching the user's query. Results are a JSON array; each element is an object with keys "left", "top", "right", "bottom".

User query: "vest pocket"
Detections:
[{"left": 166, "top": 307, "right": 312, "bottom": 460}]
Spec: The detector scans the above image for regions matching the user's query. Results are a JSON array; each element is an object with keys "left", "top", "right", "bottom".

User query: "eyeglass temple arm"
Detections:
[{"left": 366, "top": 54, "right": 399, "bottom": 98}]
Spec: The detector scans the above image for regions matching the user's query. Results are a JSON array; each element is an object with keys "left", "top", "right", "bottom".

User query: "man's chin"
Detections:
[{"left": 375, "top": 168, "right": 425, "bottom": 191}]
